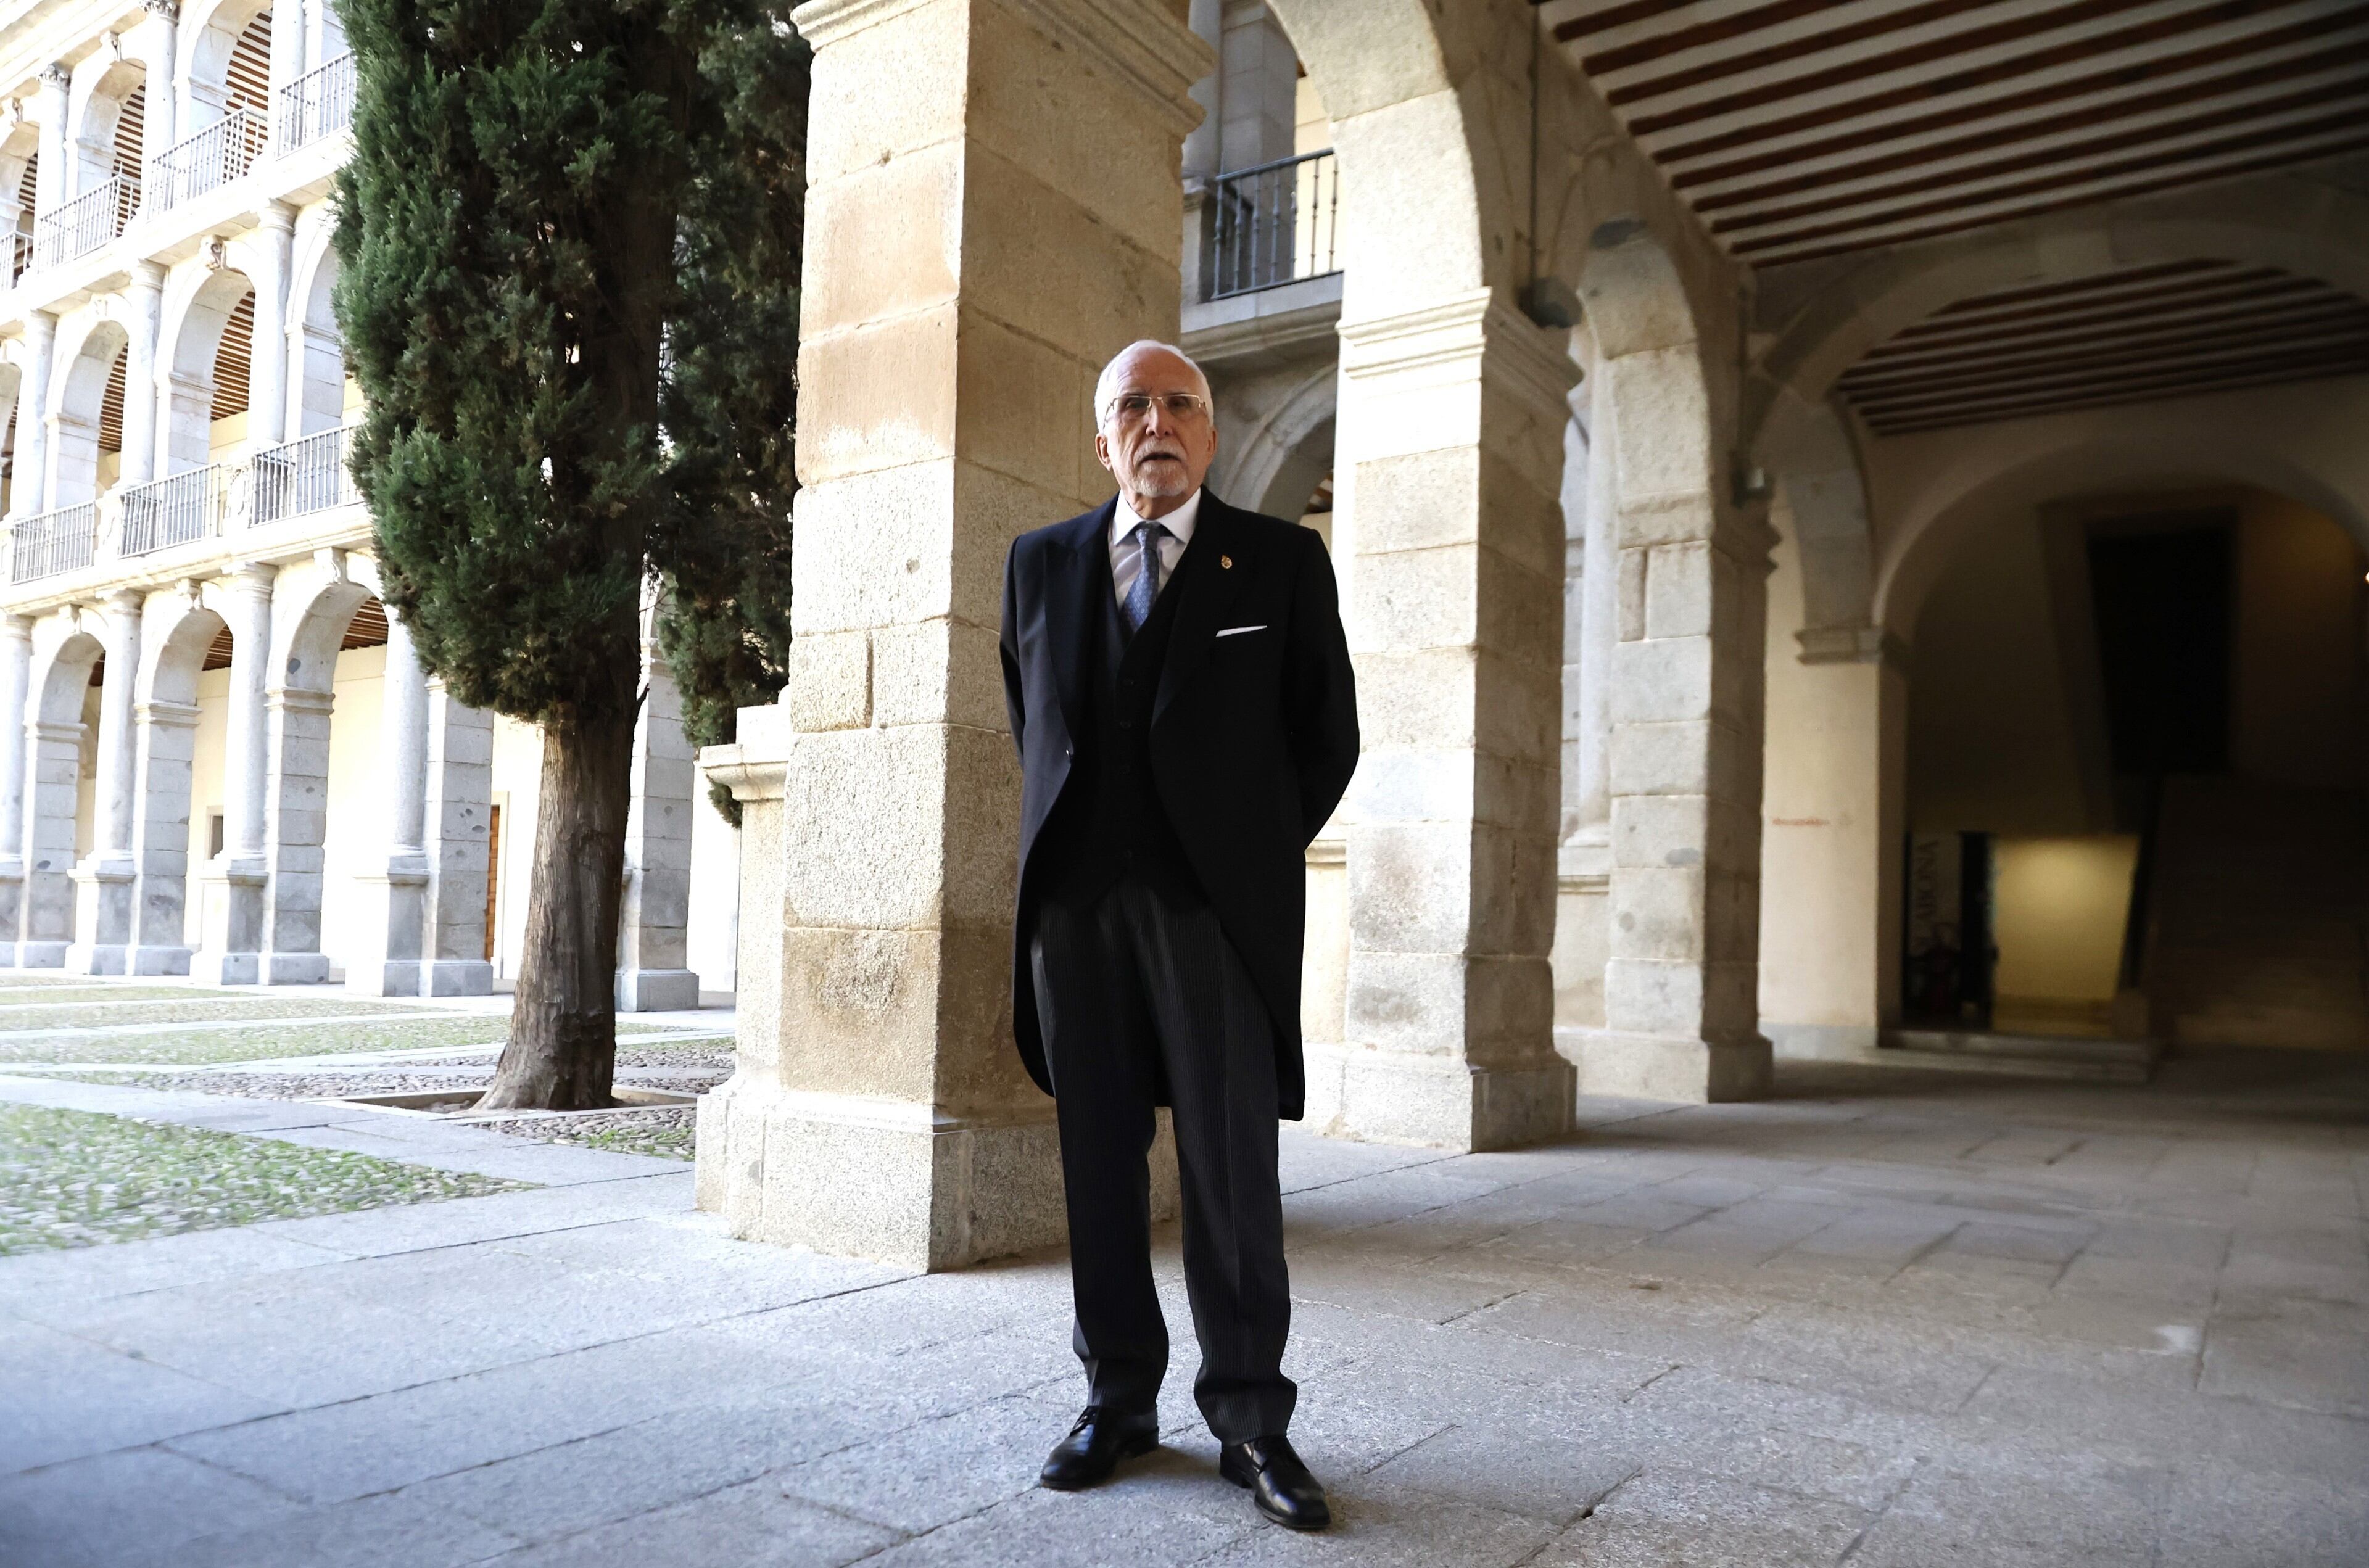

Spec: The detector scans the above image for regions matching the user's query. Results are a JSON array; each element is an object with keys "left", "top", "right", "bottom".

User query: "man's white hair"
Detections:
[{"left": 1093, "top": 340, "right": 1213, "bottom": 429}]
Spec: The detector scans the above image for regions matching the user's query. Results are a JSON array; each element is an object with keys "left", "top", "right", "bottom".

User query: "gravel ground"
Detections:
[
  {"left": 47, "top": 1065, "right": 734, "bottom": 1100},
  {"left": 0, "top": 997, "right": 436, "bottom": 1034},
  {"left": 0, "top": 1103, "right": 532, "bottom": 1254},
  {"left": 481, "top": 1107, "right": 694, "bottom": 1162},
  {"left": 613, "top": 1041, "right": 735, "bottom": 1069}
]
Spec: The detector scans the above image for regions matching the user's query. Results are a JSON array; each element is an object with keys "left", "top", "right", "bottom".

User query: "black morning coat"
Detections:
[{"left": 998, "top": 490, "right": 1360, "bottom": 1121}]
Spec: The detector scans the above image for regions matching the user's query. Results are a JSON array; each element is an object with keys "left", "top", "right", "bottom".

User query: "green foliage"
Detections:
[{"left": 334, "top": 0, "right": 801, "bottom": 750}]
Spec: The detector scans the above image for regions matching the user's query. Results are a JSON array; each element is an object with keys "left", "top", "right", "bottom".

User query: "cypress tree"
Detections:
[{"left": 334, "top": 0, "right": 803, "bottom": 1109}]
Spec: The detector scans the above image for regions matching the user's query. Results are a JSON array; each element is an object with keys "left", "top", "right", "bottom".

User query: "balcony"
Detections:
[
  {"left": 146, "top": 109, "right": 270, "bottom": 217},
  {"left": 33, "top": 175, "right": 139, "bottom": 271},
  {"left": 279, "top": 53, "right": 357, "bottom": 155},
  {"left": 120, "top": 463, "right": 233, "bottom": 556},
  {"left": 252, "top": 423, "right": 358, "bottom": 524},
  {"left": 1207, "top": 149, "right": 1339, "bottom": 301},
  {"left": 9, "top": 503, "right": 98, "bottom": 584}
]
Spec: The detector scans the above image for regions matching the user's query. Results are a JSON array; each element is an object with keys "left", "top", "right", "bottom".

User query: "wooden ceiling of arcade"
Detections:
[{"left": 1534, "top": 0, "right": 2369, "bottom": 429}]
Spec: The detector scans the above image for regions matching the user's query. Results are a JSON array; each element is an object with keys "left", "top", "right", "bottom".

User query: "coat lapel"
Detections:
[
  {"left": 1154, "top": 494, "right": 1254, "bottom": 724},
  {"left": 1045, "top": 502, "right": 1112, "bottom": 742}
]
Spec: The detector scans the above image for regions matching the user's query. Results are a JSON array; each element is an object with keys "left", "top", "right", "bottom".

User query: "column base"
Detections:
[
  {"left": 1563, "top": 1028, "right": 1774, "bottom": 1104},
  {"left": 191, "top": 949, "right": 260, "bottom": 986},
  {"left": 262, "top": 954, "right": 333, "bottom": 986},
  {"left": 695, "top": 1075, "right": 1168, "bottom": 1271},
  {"left": 14, "top": 941, "right": 68, "bottom": 969},
  {"left": 616, "top": 967, "right": 700, "bottom": 1012},
  {"left": 128, "top": 945, "right": 194, "bottom": 976},
  {"left": 423, "top": 959, "right": 494, "bottom": 996},
  {"left": 1299, "top": 1042, "right": 1576, "bottom": 1152},
  {"left": 62, "top": 944, "right": 131, "bottom": 976},
  {"left": 1759, "top": 1023, "right": 1880, "bottom": 1063},
  {"left": 347, "top": 960, "right": 422, "bottom": 997}
]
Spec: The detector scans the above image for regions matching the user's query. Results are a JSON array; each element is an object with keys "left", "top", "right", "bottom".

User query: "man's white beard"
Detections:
[{"left": 1128, "top": 458, "right": 1193, "bottom": 498}]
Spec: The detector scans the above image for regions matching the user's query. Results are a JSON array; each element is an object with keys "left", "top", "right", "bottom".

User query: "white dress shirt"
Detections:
[{"left": 1109, "top": 487, "right": 1201, "bottom": 609}]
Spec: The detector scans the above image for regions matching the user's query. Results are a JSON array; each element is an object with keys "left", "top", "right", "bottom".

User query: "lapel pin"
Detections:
[{"left": 1220, "top": 555, "right": 1233, "bottom": 569}]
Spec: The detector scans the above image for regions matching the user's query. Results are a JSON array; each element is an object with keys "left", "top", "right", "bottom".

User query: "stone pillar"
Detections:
[
  {"left": 0, "top": 616, "right": 31, "bottom": 963},
  {"left": 1312, "top": 292, "right": 1576, "bottom": 1151},
  {"left": 697, "top": 0, "right": 1211, "bottom": 1271},
  {"left": 127, "top": 687, "right": 202, "bottom": 976},
  {"left": 418, "top": 677, "right": 492, "bottom": 995},
  {"left": 1214, "top": 0, "right": 1297, "bottom": 171},
  {"left": 346, "top": 611, "right": 429, "bottom": 996},
  {"left": 192, "top": 563, "right": 272, "bottom": 985},
  {"left": 616, "top": 640, "right": 698, "bottom": 1012},
  {"left": 244, "top": 203, "right": 294, "bottom": 450},
  {"left": 11, "top": 313, "right": 55, "bottom": 521},
  {"left": 33, "top": 64, "right": 67, "bottom": 220},
  {"left": 133, "top": 2, "right": 178, "bottom": 156},
  {"left": 1589, "top": 369, "right": 1776, "bottom": 1103},
  {"left": 1553, "top": 386, "right": 1618, "bottom": 1043},
  {"left": 257, "top": 679, "right": 334, "bottom": 984},
  {"left": 65, "top": 590, "right": 143, "bottom": 973},
  {"left": 118, "top": 264, "right": 164, "bottom": 489},
  {"left": 19, "top": 708, "right": 82, "bottom": 970},
  {"left": 265, "top": 0, "right": 304, "bottom": 123}
]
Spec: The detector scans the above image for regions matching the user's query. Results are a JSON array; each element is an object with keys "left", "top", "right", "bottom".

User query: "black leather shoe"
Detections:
[
  {"left": 1220, "top": 1434, "right": 1330, "bottom": 1531},
  {"left": 1039, "top": 1405, "right": 1159, "bottom": 1490}
]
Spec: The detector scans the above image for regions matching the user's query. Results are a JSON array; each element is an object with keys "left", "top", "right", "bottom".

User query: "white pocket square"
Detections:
[{"left": 1214, "top": 624, "right": 1268, "bottom": 638}]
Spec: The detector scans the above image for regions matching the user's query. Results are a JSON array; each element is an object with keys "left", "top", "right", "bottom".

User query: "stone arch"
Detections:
[
  {"left": 1217, "top": 361, "right": 1334, "bottom": 524},
  {"left": 66, "top": 56, "right": 147, "bottom": 206},
  {"left": 288, "top": 235, "right": 343, "bottom": 435},
  {"left": 129, "top": 593, "right": 230, "bottom": 968},
  {"left": 1761, "top": 394, "right": 1876, "bottom": 653},
  {"left": 1743, "top": 186, "right": 2369, "bottom": 462},
  {"left": 19, "top": 619, "right": 104, "bottom": 963},
  {"left": 178, "top": 0, "right": 275, "bottom": 128},
  {"left": 46, "top": 317, "right": 128, "bottom": 509},
  {"left": 1873, "top": 380, "right": 2369, "bottom": 645},
  {"left": 159, "top": 266, "right": 256, "bottom": 474}
]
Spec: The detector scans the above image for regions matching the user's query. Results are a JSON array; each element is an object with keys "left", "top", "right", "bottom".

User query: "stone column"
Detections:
[
  {"left": 192, "top": 563, "right": 272, "bottom": 985},
  {"left": 257, "top": 678, "right": 334, "bottom": 984},
  {"left": 616, "top": 640, "right": 698, "bottom": 1012},
  {"left": 1314, "top": 292, "right": 1577, "bottom": 1151},
  {"left": 33, "top": 64, "right": 67, "bottom": 220},
  {"left": 267, "top": 0, "right": 305, "bottom": 120},
  {"left": 697, "top": 0, "right": 1211, "bottom": 1271},
  {"left": 127, "top": 685, "right": 202, "bottom": 975},
  {"left": 418, "top": 677, "right": 492, "bottom": 994},
  {"left": 134, "top": 2, "right": 178, "bottom": 155},
  {"left": 1215, "top": 0, "right": 1297, "bottom": 171},
  {"left": 1553, "top": 386, "right": 1619, "bottom": 1043},
  {"left": 65, "top": 590, "right": 143, "bottom": 973},
  {"left": 118, "top": 264, "right": 164, "bottom": 489},
  {"left": 346, "top": 611, "right": 429, "bottom": 995},
  {"left": 0, "top": 616, "right": 31, "bottom": 962},
  {"left": 244, "top": 202, "right": 294, "bottom": 450},
  {"left": 1590, "top": 366, "right": 1776, "bottom": 1103},
  {"left": 12, "top": 313, "right": 55, "bottom": 521}
]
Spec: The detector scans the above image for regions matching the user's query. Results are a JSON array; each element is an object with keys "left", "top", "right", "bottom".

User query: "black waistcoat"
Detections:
[{"left": 1041, "top": 549, "right": 1199, "bottom": 906}]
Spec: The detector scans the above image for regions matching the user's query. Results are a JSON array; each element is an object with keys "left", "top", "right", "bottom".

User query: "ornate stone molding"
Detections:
[
  {"left": 1339, "top": 288, "right": 1582, "bottom": 424},
  {"left": 133, "top": 699, "right": 201, "bottom": 728}
]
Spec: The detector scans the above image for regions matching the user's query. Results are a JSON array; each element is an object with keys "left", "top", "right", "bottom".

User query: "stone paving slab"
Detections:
[{"left": 5, "top": 1049, "right": 2369, "bottom": 1564}]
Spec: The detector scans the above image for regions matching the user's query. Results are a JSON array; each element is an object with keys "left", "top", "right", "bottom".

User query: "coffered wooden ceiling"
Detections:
[{"left": 1536, "top": 0, "right": 2369, "bottom": 266}]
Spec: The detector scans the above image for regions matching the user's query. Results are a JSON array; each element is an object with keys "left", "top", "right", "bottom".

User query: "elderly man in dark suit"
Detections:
[{"left": 999, "top": 340, "right": 1360, "bottom": 1531}]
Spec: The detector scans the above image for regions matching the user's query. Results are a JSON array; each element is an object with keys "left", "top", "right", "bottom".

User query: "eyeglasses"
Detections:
[{"left": 1104, "top": 391, "right": 1210, "bottom": 424}]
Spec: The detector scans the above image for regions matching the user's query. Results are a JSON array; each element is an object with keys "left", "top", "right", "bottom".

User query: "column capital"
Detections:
[
  {"left": 141, "top": 0, "right": 180, "bottom": 19},
  {"left": 792, "top": 0, "right": 1212, "bottom": 133},
  {"left": 36, "top": 63, "right": 68, "bottom": 93},
  {"left": 223, "top": 559, "right": 278, "bottom": 592},
  {"left": 0, "top": 614, "right": 31, "bottom": 644},
  {"left": 257, "top": 199, "right": 297, "bottom": 234},
  {"left": 134, "top": 698, "right": 201, "bottom": 728},
  {"left": 128, "top": 259, "right": 166, "bottom": 292},
  {"left": 1795, "top": 624, "right": 1909, "bottom": 671},
  {"left": 101, "top": 586, "right": 144, "bottom": 616}
]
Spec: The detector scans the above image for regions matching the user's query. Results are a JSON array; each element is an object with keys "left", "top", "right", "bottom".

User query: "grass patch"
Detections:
[
  {"left": 0, "top": 998, "right": 434, "bottom": 1034},
  {"left": 0, "top": 988, "right": 234, "bottom": 1007},
  {"left": 0, "top": 1017, "right": 719, "bottom": 1068},
  {"left": 0, "top": 1103, "right": 532, "bottom": 1254}
]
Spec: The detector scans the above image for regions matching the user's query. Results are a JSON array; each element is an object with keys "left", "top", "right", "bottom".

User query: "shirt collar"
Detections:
[{"left": 1112, "top": 487, "right": 1203, "bottom": 551}]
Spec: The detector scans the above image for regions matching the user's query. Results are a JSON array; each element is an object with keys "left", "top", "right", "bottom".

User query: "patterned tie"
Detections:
[{"left": 1122, "top": 521, "right": 1170, "bottom": 633}]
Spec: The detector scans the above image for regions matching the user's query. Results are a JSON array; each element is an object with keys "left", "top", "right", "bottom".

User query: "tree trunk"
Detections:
[{"left": 479, "top": 702, "right": 638, "bottom": 1110}]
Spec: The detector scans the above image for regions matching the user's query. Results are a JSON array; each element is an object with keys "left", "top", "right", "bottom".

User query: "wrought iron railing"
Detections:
[
  {"left": 278, "top": 53, "right": 356, "bottom": 154},
  {"left": 9, "top": 503, "right": 99, "bottom": 583},
  {"left": 1208, "top": 149, "right": 1339, "bottom": 300},
  {"left": 9, "top": 226, "right": 30, "bottom": 286},
  {"left": 147, "top": 109, "right": 270, "bottom": 214},
  {"left": 33, "top": 175, "right": 139, "bottom": 270},
  {"left": 119, "top": 463, "right": 233, "bottom": 556},
  {"left": 250, "top": 423, "right": 358, "bottom": 524}
]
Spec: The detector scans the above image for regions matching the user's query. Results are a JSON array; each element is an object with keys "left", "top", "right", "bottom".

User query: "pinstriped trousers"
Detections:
[{"left": 1029, "top": 873, "right": 1297, "bottom": 1443}]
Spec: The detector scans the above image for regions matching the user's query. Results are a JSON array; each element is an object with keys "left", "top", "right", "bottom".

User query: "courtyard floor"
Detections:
[{"left": 2, "top": 978, "right": 2365, "bottom": 1566}]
